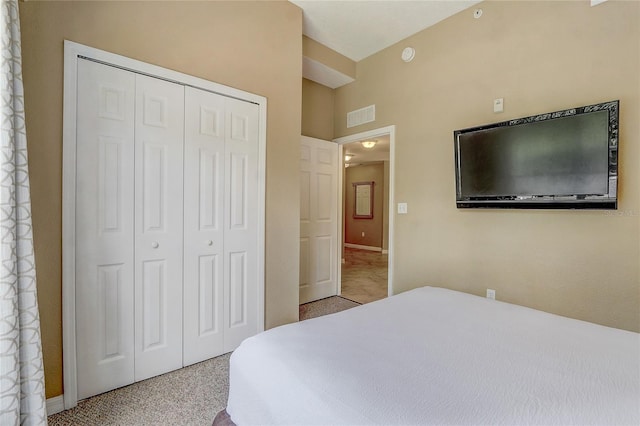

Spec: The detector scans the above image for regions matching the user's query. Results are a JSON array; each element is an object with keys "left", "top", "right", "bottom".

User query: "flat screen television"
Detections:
[{"left": 454, "top": 100, "right": 619, "bottom": 209}]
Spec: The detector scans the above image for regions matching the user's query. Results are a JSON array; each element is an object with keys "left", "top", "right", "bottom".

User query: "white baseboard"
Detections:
[
  {"left": 47, "top": 395, "right": 65, "bottom": 416},
  {"left": 344, "top": 243, "right": 382, "bottom": 252}
]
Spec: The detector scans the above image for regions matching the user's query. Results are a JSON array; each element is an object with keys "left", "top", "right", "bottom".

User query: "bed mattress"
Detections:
[{"left": 226, "top": 286, "right": 640, "bottom": 425}]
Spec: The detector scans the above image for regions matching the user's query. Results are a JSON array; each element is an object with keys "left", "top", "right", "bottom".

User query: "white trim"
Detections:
[
  {"left": 337, "top": 145, "right": 344, "bottom": 295},
  {"left": 46, "top": 395, "right": 65, "bottom": 416},
  {"left": 62, "top": 40, "right": 267, "bottom": 409},
  {"left": 334, "top": 125, "right": 396, "bottom": 299},
  {"left": 344, "top": 243, "right": 382, "bottom": 252},
  {"left": 62, "top": 41, "right": 79, "bottom": 411},
  {"left": 257, "top": 94, "right": 267, "bottom": 333}
]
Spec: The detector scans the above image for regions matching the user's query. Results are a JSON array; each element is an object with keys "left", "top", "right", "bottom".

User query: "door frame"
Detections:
[
  {"left": 62, "top": 41, "right": 267, "bottom": 409},
  {"left": 333, "top": 125, "right": 395, "bottom": 298}
]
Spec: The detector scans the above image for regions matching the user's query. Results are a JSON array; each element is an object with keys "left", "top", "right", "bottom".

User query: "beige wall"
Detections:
[
  {"left": 335, "top": 1, "right": 640, "bottom": 332},
  {"left": 345, "top": 164, "right": 385, "bottom": 248},
  {"left": 20, "top": 0, "right": 302, "bottom": 399},
  {"left": 302, "top": 78, "right": 334, "bottom": 140}
]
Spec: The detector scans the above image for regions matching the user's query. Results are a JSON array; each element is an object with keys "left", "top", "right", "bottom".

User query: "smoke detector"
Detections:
[{"left": 401, "top": 47, "right": 415, "bottom": 63}]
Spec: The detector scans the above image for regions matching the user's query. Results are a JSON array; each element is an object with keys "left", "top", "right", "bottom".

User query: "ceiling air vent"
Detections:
[{"left": 347, "top": 105, "right": 375, "bottom": 128}]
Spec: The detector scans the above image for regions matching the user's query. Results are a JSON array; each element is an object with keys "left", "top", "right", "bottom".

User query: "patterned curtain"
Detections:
[{"left": 0, "top": 0, "right": 48, "bottom": 425}]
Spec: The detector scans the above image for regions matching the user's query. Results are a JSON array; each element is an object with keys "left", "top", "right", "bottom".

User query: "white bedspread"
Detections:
[{"left": 226, "top": 287, "right": 640, "bottom": 425}]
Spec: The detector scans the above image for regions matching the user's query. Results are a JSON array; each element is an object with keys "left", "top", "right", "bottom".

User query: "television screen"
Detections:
[{"left": 454, "top": 101, "right": 618, "bottom": 209}]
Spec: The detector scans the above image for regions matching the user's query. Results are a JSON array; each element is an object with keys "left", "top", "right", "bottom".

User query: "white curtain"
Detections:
[{"left": 0, "top": 0, "right": 48, "bottom": 424}]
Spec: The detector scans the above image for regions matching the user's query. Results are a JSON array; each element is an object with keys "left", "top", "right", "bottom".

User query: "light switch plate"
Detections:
[
  {"left": 397, "top": 203, "right": 408, "bottom": 214},
  {"left": 493, "top": 98, "right": 504, "bottom": 113}
]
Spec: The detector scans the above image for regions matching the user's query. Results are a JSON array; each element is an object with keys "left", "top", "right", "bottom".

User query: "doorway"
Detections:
[{"left": 335, "top": 126, "right": 395, "bottom": 304}]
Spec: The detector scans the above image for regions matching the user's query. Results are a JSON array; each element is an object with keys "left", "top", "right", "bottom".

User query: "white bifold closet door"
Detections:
[
  {"left": 76, "top": 59, "right": 136, "bottom": 400},
  {"left": 133, "top": 74, "right": 184, "bottom": 381},
  {"left": 182, "top": 87, "right": 259, "bottom": 365},
  {"left": 75, "top": 58, "right": 259, "bottom": 400}
]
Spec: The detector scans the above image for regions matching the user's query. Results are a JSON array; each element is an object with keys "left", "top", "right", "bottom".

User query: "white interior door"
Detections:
[
  {"left": 133, "top": 74, "right": 184, "bottom": 381},
  {"left": 75, "top": 59, "right": 136, "bottom": 399},
  {"left": 299, "top": 136, "right": 339, "bottom": 304},
  {"left": 222, "top": 97, "right": 260, "bottom": 352},
  {"left": 183, "top": 87, "right": 225, "bottom": 365}
]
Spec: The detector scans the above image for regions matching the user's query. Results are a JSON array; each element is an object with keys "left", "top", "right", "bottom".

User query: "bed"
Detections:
[{"left": 221, "top": 286, "right": 640, "bottom": 425}]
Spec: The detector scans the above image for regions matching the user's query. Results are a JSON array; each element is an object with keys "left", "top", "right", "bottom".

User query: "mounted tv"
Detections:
[{"left": 454, "top": 100, "right": 618, "bottom": 209}]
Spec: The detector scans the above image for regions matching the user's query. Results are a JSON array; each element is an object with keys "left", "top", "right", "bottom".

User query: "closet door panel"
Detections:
[
  {"left": 75, "top": 59, "right": 136, "bottom": 399},
  {"left": 183, "top": 87, "right": 225, "bottom": 365},
  {"left": 134, "top": 74, "right": 184, "bottom": 381},
  {"left": 223, "top": 98, "right": 260, "bottom": 352}
]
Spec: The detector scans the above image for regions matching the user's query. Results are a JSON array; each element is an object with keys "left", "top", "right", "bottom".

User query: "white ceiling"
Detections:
[
  {"left": 291, "top": 0, "right": 481, "bottom": 62},
  {"left": 344, "top": 135, "right": 390, "bottom": 166}
]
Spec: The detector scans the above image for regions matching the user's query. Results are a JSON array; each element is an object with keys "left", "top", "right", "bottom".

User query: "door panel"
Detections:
[
  {"left": 142, "top": 143, "right": 167, "bottom": 231},
  {"left": 98, "top": 264, "right": 124, "bottom": 360},
  {"left": 315, "top": 236, "right": 332, "bottom": 282},
  {"left": 299, "top": 136, "right": 339, "bottom": 304},
  {"left": 183, "top": 87, "right": 225, "bottom": 365},
  {"left": 98, "top": 137, "right": 123, "bottom": 232},
  {"left": 223, "top": 97, "right": 259, "bottom": 353},
  {"left": 76, "top": 59, "right": 135, "bottom": 399},
  {"left": 141, "top": 259, "right": 166, "bottom": 350},
  {"left": 229, "top": 153, "right": 248, "bottom": 229},
  {"left": 299, "top": 237, "right": 310, "bottom": 288},
  {"left": 199, "top": 151, "right": 220, "bottom": 229},
  {"left": 229, "top": 252, "right": 247, "bottom": 327},
  {"left": 198, "top": 254, "right": 220, "bottom": 334},
  {"left": 134, "top": 74, "right": 184, "bottom": 381}
]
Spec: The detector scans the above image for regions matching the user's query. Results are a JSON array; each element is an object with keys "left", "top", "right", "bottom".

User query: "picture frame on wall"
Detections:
[{"left": 353, "top": 181, "right": 374, "bottom": 219}]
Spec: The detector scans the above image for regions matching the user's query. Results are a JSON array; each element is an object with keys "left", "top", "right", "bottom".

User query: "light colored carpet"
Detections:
[
  {"left": 48, "top": 296, "right": 359, "bottom": 425},
  {"left": 47, "top": 354, "right": 230, "bottom": 426},
  {"left": 341, "top": 247, "right": 388, "bottom": 304}
]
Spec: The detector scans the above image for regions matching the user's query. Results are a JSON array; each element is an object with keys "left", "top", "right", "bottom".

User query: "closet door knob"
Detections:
[
  {"left": 206, "top": 240, "right": 213, "bottom": 246},
  {"left": 151, "top": 241, "right": 159, "bottom": 249}
]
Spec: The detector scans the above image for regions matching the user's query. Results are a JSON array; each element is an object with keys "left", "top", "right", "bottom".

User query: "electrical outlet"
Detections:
[
  {"left": 486, "top": 289, "right": 496, "bottom": 300},
  {"left": 361, "top": 231, "right": 365, "bottom": 237}
]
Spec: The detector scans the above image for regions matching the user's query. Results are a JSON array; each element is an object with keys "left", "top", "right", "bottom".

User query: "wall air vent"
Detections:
[{"left": 347, "top": 104, "right": 375, "bottom": 128}]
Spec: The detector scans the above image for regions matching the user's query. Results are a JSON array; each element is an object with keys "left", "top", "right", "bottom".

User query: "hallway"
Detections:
[{"left": 340, "top": 247, "right": 388, "bottom": 304}]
